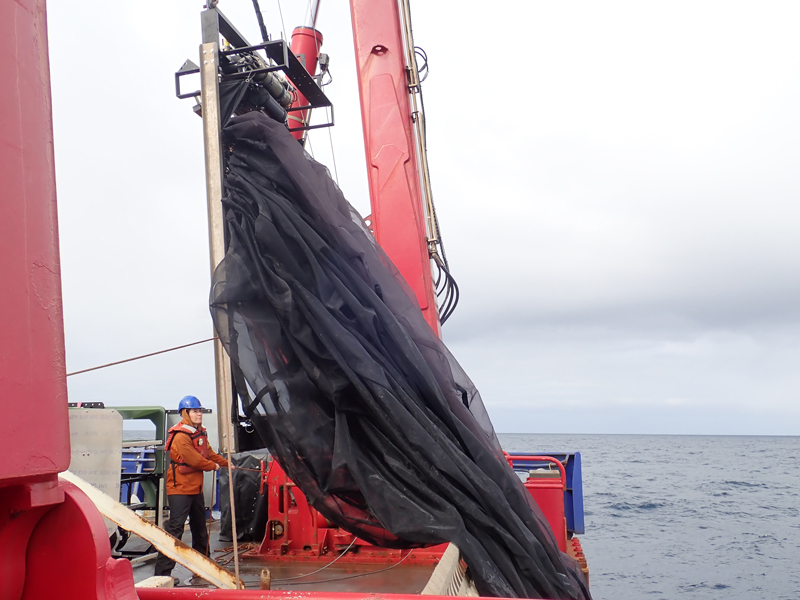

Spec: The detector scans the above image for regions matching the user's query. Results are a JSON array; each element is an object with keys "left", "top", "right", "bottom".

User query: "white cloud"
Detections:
[{"left": 48, "top": 1, "right": 800, "bottom": 434}]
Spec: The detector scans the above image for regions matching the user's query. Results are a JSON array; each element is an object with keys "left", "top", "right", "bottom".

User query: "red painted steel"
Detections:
[
  {"left": 505, "top": 455, "right": 567, "bottom": 491},
  {"left": 0, "top": 3, "right": 141, "bottom": 598},
  {"left": 255, "top": 459, "right": 331, "bottom": 558},
  {"left": 0, "top": 476, "right": 64, "bottom": 597},
  {"left": 349, "top": 0, "right": 440, "bottom": 335},
  {"left": 289, "top": 27, "right": 324, "bottom": 140},
  {"left": 253, "top": 460, "right": 447, "bottom": 564},
  {"left": 0, "top": 0, "right": 70, "bottom": 482},
  {"left": 139, "top": 591, "right": 514, "bottom": 600},
  {"left": 22, "top": 480, "right": 138, "bottom": 600},
  {"left": 507, "top": 455, "right": 568, "bottom": 552}
]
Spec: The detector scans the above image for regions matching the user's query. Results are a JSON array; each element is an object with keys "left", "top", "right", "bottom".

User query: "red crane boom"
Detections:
[{"left": 349, "top": 0, "right": 441, "bottom": 336}]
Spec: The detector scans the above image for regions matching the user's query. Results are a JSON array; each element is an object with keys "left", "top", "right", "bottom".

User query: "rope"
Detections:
[
  {"left": 307, "top": 27, "right": 340, "bottom": 185},
  {"left": 66, "top": 338, "right": 218, "bottom": 377},
  {"left": 275, "top": 0, "right": 287, "bottom": 41},
  {"left": 214, "top": 543, "right": 260, "bottom": 566},
  {"left": 224, "top": 452, "right": 241, "bottom": 583},
  {"left": 306, "top": 132, "right": 315, "bottom": 158},
  {"left": 255, "top": 550, "right": 415, "bottom": 588},
  {"left": 325, "top": 110, "right": 339, "bottom": 184},
  {"left": 222, "top": 406, "right": 241, "bottom": 585},
  {"left": 228, "top": 465, "right": 262, "bottom": 473},
  {"left": 272, "top": 538, "right": 357, "bottom": 581}
]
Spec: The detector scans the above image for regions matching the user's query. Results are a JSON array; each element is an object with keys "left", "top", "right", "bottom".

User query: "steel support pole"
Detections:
[
  {"left": 199, "top": 41, "right": 237, "bottom": 455},
  {"left": 199, "top": 39, "right": 242, "bottom": 586},
  {"left": 157, "top": 478, "right": 165, "bottom": 529}
]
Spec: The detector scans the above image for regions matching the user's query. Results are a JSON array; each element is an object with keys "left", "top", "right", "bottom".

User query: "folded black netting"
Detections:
[
  {"left": 219, "top": 450, "right": 270, "bottom": 542},
  {"left": 210, "top": 112, "right": 590, "bottom": 600}
]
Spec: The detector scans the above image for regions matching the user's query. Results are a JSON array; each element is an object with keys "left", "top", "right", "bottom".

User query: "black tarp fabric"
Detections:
[
  {"left": 209, "top": 112, "right": 591, "bottom": 599},
  {"left": 218, "top": 450, "right": 270, "bottom": 543}
]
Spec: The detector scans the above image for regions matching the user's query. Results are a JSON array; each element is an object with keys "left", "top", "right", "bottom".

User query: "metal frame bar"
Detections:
[
  {"left": 198, "top": 9, "right": 331, "bottom": 108},
  {"left": 175, "top": 67, "right": 200, "bottom": 100},
  {"left": 285, "top": 103, "right": 334, "bottom": 133},
  {"left": 199, "top": 40, "right": 237, "bottom": 455}
]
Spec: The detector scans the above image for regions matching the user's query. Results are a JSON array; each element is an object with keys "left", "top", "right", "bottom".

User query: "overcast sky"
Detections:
[{"left": 48, "top": 1, "right": 800, "bottom": 435}]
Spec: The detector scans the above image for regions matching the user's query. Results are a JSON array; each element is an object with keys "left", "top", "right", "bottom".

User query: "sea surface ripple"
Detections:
[{"left": 499, "top": 434, "right": 800, "bottom": 600}]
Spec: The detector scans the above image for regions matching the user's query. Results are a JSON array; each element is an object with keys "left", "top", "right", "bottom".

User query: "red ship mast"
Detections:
[{"left": 0, "top": 1, "right": 138, "bottom": 597}]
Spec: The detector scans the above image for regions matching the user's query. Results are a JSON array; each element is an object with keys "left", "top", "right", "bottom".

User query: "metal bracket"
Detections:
[
  {"left": 189, "top": 7, "right": 332, "bottom": 110},
  {"left": 219, "top": 39, "right": 332, "bottom": 109},
  {"left": 286, "top": 104, "right": 334, "bottom": 133},
  {"left": 175, "top": 59, "right": 200, "bottom": 100}
]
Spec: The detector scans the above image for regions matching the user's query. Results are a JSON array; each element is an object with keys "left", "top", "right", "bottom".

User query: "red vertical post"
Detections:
[
  {"left": 0, "top": 0, "right": 70, "bottom": 482},
  {"left": 348, "top": 0, "right": 440, "bottom": 336},
  {"left": 289, "top": 27, "right": 324, "bottom": 141},
  {"left": 0, "top": 5, "right": 143, "bottom": 597}
]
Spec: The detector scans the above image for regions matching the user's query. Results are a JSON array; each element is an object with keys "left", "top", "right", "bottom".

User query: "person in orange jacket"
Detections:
[{"left": 154, "top": 395, "right": 229, "bottom": 577}]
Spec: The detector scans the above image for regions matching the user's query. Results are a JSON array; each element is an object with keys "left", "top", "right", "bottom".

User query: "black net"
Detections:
[
  {"left": 210, "top": 112, "right": 590, "bottom": 599},
  {"left": 218, "top": 450, "right": 270, "bottom": 543}
]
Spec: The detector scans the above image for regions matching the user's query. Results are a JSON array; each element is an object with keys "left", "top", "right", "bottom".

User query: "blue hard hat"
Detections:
[{"left": 178, "top": 395, "right": 202, "bottom": 412}]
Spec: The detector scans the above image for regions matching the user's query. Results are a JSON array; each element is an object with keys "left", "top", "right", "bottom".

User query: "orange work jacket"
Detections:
[{"left": 165, "top": 414, "right": 228, "bottom": 495}]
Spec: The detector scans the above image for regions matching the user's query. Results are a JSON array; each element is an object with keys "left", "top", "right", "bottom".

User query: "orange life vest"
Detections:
[{"left": 165, "top": 423, "right": 210, "bottom": 484}]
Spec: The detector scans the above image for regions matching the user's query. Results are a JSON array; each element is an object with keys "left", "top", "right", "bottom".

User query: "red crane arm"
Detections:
[{"left": 348, "top": 0, "right": 441, "bottom": 336}]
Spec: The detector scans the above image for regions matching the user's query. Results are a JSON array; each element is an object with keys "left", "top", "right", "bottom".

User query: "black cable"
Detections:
[
  {"left": 251, "top": 0, "right": 270, "bottom": 42},
  {"left": 414, "top": 47, "right": 429, "bottom": 82},
  {"left": 433, "top": 259, "right": 443, "bottom": 289},
  {"left": 436, "top": 263, "right": 460, "bottom": 325}
]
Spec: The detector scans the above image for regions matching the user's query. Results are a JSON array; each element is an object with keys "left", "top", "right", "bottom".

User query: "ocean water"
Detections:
[{"left": 499, "top": 434, "right": 800, "bottom": 600}]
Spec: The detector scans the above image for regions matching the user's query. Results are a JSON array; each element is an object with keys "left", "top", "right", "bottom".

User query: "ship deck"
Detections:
[{"left": 129, "top": 520, "right": 437, "bottom": 592}]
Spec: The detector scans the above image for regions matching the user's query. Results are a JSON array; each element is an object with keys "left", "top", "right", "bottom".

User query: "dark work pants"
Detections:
[{"left": 154, "top": 492, "right": 208, "bottom": 576}]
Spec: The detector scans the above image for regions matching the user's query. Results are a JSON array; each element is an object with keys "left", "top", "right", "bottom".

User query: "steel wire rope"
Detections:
[
  {"left": 325, "top": 107, "right": 340, "bottom": 185},
  {"left": 398, "top": 0, "right": 460, "bottom": 323},
  {"left": 271, "top": 538, "right": 358, "bottom": 581},
  {"left": 306, "top": 130, "right": 315, "bottom": 158},
  {"left": 304, "top": 0, "right": 322, "bottom": 29},
  {"left": 244, "top": 549, "right": 415, "bottom": 588},
  {"left": 66, "top": 337, "right": 218, "bottom": 376},
  {"left": 402, "top": 9, "right": 452, "bottom": 276},
  {"left": 299, "top": 18, "right": 320, "bottom": 161},
  {"left": 275, "top": 0, "right": 287, "bottom": 42},
  {"left": 227, "top": 465, "right": 262, "bottom": 473},
  {"left": 302, "top": 14, "right": 340, "bottom": 185},
  {"left": 222, "top": 429, "right": 241, "bottom": 586},
  {"left": 417, "top": 83, "right": 450, "bottom": 270}
]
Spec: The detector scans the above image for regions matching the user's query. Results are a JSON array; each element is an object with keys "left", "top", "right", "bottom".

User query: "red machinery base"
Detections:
[
  {"left": 0, "top": 476, "right": 138, "bottom": 600},
  {"left": 246, "top": 460, "right": 447, "bottom": 565}
]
